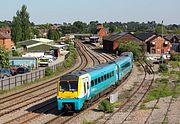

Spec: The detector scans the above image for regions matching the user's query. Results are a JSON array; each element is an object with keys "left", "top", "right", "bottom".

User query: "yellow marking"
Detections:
[
  {"left": 78, "top": 77, "right": 82, "bottom": 97},
  {"left": 58, "top": 91, "right": 78, "bottom": 98}
]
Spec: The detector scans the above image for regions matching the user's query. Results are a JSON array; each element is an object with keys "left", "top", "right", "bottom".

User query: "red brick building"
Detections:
[
  {"left": 0, "top": 32, "right": 14, "bottom": 50},
  {"left": 137, "top": 33, "right": 171, "bottom": 54},
  {"left": 103, "top": 32, "right": 144, "bottom": 53},
  {"left": 97, "top": 23, "right": 108, "bottom": 41}
]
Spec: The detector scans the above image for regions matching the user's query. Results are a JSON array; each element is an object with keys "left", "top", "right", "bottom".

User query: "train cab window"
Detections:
[
  {"left": 98, "top": 77, "right": 101, "bottom": 83},
  {"left": 95, "top": 79, "right": 98, "bottom": 85},
  {"left": 91, "top": 80, "right": 94, "bottom": 87},
  {"left": 60, "top": 81, "right": 78, "bottom": 91},
  {"left": 101, "top": 76, "right": 104, "bottom": 82}
]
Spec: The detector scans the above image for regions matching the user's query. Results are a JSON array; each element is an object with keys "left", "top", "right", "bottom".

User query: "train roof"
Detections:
[
  {"left": 60, "top": 74, "right": 79, "bottom": 80},
  {"left": 61, "top": 55, "right": 131, "bottom": 79}
]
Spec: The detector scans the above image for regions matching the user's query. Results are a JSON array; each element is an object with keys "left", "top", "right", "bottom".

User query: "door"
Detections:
[{"left": 83, "top": 77, "right": 90, "bottom": 98}]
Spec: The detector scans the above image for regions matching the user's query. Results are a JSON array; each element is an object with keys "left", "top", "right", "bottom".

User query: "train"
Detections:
[{"left": 57, "top": 52, "right": 133, "bottom": 111}]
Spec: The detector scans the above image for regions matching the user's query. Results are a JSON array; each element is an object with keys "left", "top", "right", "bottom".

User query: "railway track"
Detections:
[
  {"left": 1, "top": 40, "right": 105, "bottom": 124},
  {"left": 85, "top": 44, "right": 115, "bottom": 61},
  {"left": 102, "top": 61, "right": 155, "bottom": 124},
  {"left": 0, "top": 43, "right": 84, "bottom": 118}
]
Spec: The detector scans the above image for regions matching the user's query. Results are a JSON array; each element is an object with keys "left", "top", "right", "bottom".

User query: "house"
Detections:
[
  {"left": 0, "top": 32, "right": 14, "bottom": 50},
  {"left": 164, "top": 34, "right": 180, "bottom": 53},
  {"left": 137, "top": 32, "right": 171, "bottom": 54},
  {"left": 103, "top": 32, "right": 144, "bottom": 53},
  {"left": 97, "top": 23, "right": 108, "bottom": 42},
  {"left": 0, "top": 27, "right": 11, "bottom": 34}
]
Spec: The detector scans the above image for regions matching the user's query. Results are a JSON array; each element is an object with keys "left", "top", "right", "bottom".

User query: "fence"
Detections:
[{"left": 0, "top": 53, "right": 69, "bottom": 91}]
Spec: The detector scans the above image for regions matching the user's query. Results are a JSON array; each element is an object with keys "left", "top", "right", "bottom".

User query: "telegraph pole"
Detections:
[{"left": 161, "top": 20, "right": 164, "bottom": 64}]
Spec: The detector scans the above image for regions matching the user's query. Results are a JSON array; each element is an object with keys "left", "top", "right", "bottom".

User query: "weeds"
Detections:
[{"left": 98, "top": 99, "right": 114, "bottom": 113}]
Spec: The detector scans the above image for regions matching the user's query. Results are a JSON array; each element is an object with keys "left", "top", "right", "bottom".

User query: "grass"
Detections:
[
  {"left": 144, "top": 72, "right": 180, "bottom": 103},
  {"left": 144, "top": 78, "right": 173, "bottom": 102},
  {"left": 82, "top": 120, "right": 95, "bottom": 124},
  {"left": 0, "top": 44, "right": 77, "bottom": 95},
  {"left": 169, "top": 61, "right": 180, "bottom": 69}
]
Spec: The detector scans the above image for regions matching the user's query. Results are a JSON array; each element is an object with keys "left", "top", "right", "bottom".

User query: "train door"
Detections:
[
  {"left": 83, "top": 77, "right": 90, "bottom": 98},
  {"left": 115, "top": 64, "right": 119, "bottom": 82}
]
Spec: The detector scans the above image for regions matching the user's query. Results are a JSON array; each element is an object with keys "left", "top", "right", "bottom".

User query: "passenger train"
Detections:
[{"left": 57, "top": 52, "right": 133, "bottom": 111}]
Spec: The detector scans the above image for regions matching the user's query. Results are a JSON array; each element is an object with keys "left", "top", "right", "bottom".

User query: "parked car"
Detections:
[
  {"left": 17, "top": 67, "right": 30, "bottom": 74},
  {"left": 0, "top": 68, "right": 12, "bottom": 78},
  {"left": 10, "top": 67, "right": 18, "bottom": 76},
  {"left": 39, "top": 58, "right": 49, "bottom": 67}
]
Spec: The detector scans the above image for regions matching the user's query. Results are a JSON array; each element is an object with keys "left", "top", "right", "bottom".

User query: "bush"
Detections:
[
  {"left": 45, "top": 67, "right": 53, "bottom": 76},
  {"left": 12, "top": 50, "right": 21, "bottom": 56},
  {"left": 171, "top": 54, "right": 180, "bottom": 61},
  {"left": 159, "top": 64, "right": 168, "bottom": 73},
  {"left": 98, "top": 99, "right": 114, "bottom": 113}
]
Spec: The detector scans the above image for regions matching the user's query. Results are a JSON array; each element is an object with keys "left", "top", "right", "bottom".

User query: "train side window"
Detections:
[
  {"left": 95, "top": 79, "right": 98, "bottom": 85},
  {"left": 107, "top": 74, "right": 109, "bottom": 79},
  {"left": 104, "top": 75, "right": 106, "bottom": 80},
  {"left": 98, "top": 77, "right": 101, "bottom": 83},
  {"left": 111, "top": 71, "right": 114, "bottom": 76},
  {"left": 101, "top": 76, "right": 103, "bottom": 82},
  {"left": 91, "top": 80, "right": 94, "bottom": 87},
  {"left": 122, "top": 62, "right": 130, "bottom": 70}
]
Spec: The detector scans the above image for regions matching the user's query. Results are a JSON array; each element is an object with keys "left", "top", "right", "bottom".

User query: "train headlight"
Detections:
[{"left": 57, "top": 96, "right": 63, "bottom": 99}]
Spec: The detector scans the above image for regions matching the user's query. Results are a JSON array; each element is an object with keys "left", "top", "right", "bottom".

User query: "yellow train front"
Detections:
[{"left": 57, "top": 72, "right": 90, "bottom": 111}]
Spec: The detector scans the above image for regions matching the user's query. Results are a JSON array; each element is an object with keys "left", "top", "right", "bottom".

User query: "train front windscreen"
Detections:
[{"left": 59, "top": 81, "right": 78, "bottom": 92}]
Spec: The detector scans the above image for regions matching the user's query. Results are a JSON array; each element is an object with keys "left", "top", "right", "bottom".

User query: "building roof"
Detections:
[
  {"left": 175, "top": 35, "right": 180, "bottom": 40},
  {"left": 32, "top": 38, "right": 53, "bottom": 43},
  {"left": 27, "top": 44, "right": 59, "bottom": 52},
  {"left": 164, "top": 34, "right": 174, "bottom": 41},
  {"left": 17, "top": 38, "right": 54, "bottom": 47},
  {"left": 0, "top": 32, "right": 11, "bottom": 39},
  {"left": 136, "top": 32, "right": 156, "bottom": 41},
  {"left": 103, "top": 32, "right": 129, "bottom": 41},
  {"left": 17, "top": 40, "right": 41, "bottom": 46}
]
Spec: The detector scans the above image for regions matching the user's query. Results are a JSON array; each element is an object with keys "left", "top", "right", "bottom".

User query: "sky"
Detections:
[{"left": 0, "top": 0, "right": 180, "bottom": 25}]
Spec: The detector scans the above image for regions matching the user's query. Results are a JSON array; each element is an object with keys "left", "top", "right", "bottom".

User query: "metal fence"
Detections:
[{"left": 0, "top": 56, "right": 66, "bottom": 91}]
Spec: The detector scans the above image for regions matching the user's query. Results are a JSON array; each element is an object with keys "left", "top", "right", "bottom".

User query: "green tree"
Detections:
[
  {"left": 47, "top": 29, "right": 61, "bottom": 41},
  {"left": 73, "top": 21, "right": 87, "bottom": 33},
  {"left": 118, "top": 42, "right": 143, "bottom": 60},
  {"left": 88, "top": 21, "right": 98, "bottom": 34},
  {"left": 0, "top": 47, "right": 10, "bottom": 68},
  {"left": 12, "top": 11, "right": 22, "bottom": 44},
  {"left": 12, "top": 5, "right": 32, "bottom": 44}
]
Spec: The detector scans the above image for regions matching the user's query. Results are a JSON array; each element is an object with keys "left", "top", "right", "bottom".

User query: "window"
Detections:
[
  {"left": 107, "top": 74, "right": 109, "bottom": 79},
  {"left": 84, "top": 83, "right": 86, "bottom": 93},
  {"left": 60, "top": 81, "right": 78, "bottom": 91},
  {"left": 122, "top": 62, "right": 130, "bottom": 70},
  {"left": 98, "top": 77, "right": 101, "bottom": 83},
  {"left": 101, "top": 76, "right": 104, "bottom": 82},
  {"left": 91, "top": 80, "right": 94, "bottom": 87},
  {"left": 151, "top": 48, "right": 156, "bottom": 54},
  {"left": 112, "top": 71, "right": 114, "bottom": 76},
  {"left": 95, "top": 79, "right": 98, "bottom": 85},
  {"left": 104, "top": 75, "right": 107, "bottom": 80}
]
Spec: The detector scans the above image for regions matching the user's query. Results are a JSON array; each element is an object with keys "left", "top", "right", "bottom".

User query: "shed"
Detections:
[{"left": 103, "top": 32, "right": 144, "bottom": 53}]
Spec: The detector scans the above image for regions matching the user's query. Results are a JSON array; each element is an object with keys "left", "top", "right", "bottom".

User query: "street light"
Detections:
[{"left": 161, "top": 20, "right": 164, "bottom": 64}]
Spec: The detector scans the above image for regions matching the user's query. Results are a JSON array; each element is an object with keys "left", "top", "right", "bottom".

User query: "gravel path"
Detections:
[{"left": 167, "top": 97, "right": 180, "bottom": 124}]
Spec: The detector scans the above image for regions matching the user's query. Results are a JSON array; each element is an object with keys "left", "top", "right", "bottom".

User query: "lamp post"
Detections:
[{"left": 161, "top": 20, "right": 164, "bottom": 64}]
